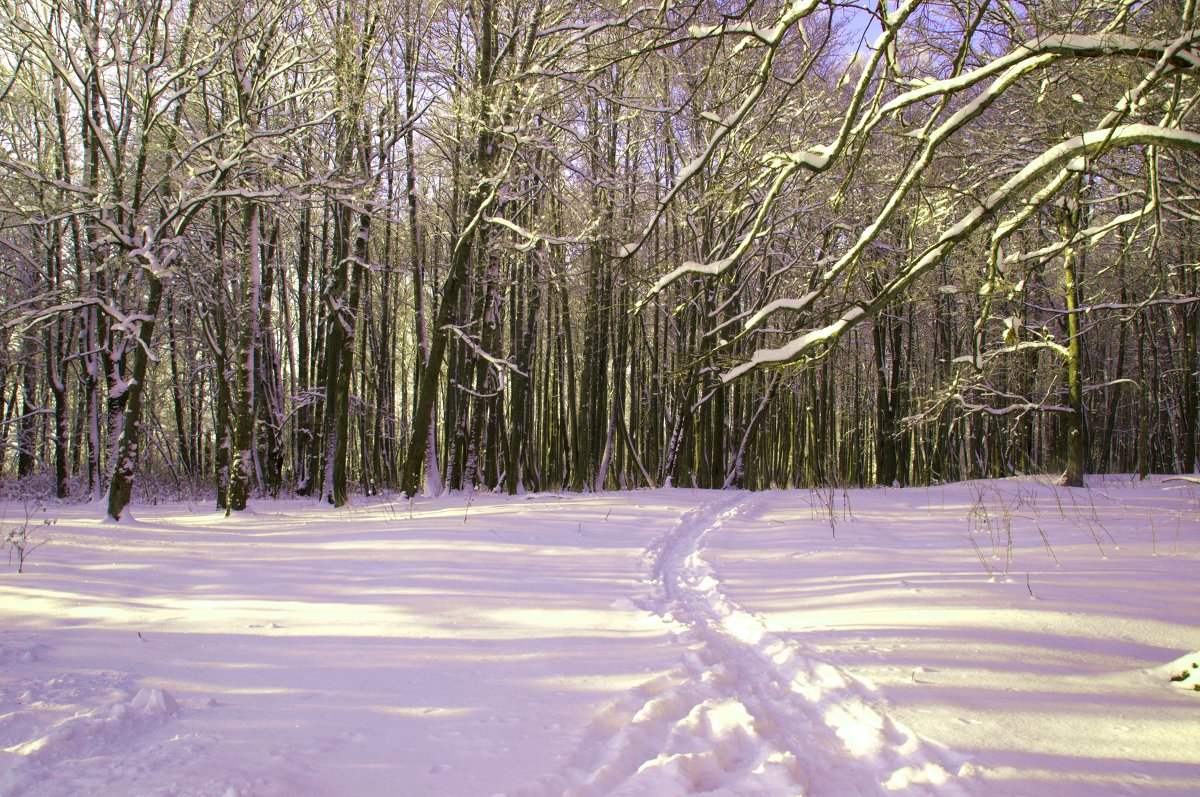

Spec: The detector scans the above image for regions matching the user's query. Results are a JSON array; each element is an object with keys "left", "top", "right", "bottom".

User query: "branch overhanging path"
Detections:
[{"left": 627, "top": 18, "right": 1200, "bottom": 384}]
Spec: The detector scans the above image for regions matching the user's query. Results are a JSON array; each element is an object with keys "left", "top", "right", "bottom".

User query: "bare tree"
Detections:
[{"left": 640, "top": 0, "right": 1200, "bottom": 486}]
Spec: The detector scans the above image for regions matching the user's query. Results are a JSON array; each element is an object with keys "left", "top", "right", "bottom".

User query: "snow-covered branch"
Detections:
[
  {"left": 444, "top": 324, "right": 529, "bottom": 392},
  {"left": 723, "top": 124, "right": 1200, "bottom": 381}
]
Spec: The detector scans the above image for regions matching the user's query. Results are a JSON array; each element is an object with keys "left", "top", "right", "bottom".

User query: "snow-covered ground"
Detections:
[{"left": 1, "top": 477, "right": 1197, "bottom": 796}]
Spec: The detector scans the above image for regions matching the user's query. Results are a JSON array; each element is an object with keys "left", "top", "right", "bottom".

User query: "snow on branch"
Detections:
[
  {"left": 722, "top": 124, "right": 1200, "bottom": 382},
  {"left": 635, "top": 159, "right": 802, "bottom": 311},
  {"left": 1027, "top": 296, "right": 1200, "bottom": 316},
  {"left": 633, "top": 0, "right": 929, "bottom": 308},
  {"left": 623, "top": 0, "right": 828, "bottom": 264},
  {"left": 484, "top": 216, "right": 592, "bottom": 251},
  {"left": 1002, "top": 198, "right": 1159, "bottom": 266},
  {"left": 443, "top": 324, "right": 528, "bottom": 393},
  {"left": 963, "top": 339, "right": 1072, "bottom": 363},
  {"left": 875, "top": 29, "right": 1200, "bottom": 126},
  {"left": 951, "top": 395, "right": 1074, "bottom": 417},
  {"left": 724, "top": 305, "right": 865, "bottom": 381},
  {"left": 642, "top": 15, "right": 1200, "bottom": 338}
]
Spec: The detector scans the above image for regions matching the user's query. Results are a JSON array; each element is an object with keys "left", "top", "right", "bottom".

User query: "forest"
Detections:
[{"left": 0, "top": 0, "right": 1197, "bottom": 519}]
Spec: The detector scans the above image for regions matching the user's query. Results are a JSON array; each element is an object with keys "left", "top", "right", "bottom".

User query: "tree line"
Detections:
[{"left": 0, "top": 0, "right": 1197, "bottom": 518}]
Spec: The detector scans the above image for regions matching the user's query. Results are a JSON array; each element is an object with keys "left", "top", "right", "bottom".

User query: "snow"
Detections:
[
  {"left": 2, "top": 477, "right": 1197, "bottom": 796},
  {"left": 724, "top": 305, "right": 866, "bottom": 381}
]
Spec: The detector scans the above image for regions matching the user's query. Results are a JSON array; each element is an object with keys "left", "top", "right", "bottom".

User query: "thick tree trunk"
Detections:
[
  {"left": 227, "top": 203, "right": 262, "bottom": 512},
  {"left": 321, "top": 210, "right": 369, "bottom": 507},
  {"left": 45, "top": 299, "right": 70, "bottom": 498},
  {"left": 295, "top": 206, "right": 316, "bottom": 494},
  {"left": 106, "top": 273, "right": 164, "bottom": 521},
  {"left": 257, "top": 222, "right": 286, "bottom": 497}
]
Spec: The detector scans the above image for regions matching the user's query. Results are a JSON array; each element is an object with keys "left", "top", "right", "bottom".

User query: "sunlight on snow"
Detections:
[{"left": 475, "top": 606, "right": 660, "bottom": 637}]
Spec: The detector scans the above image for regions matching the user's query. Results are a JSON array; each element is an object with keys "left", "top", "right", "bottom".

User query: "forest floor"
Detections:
[{"left": 1, "top": 477, "right": 1197, "bottom": 796}]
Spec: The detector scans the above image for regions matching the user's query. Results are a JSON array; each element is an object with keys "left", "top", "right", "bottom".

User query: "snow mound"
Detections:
[
  {"left": 0, "top": 637, "right": 49, "bottom": 664},
  {"left": 6, "top": 687, "right": 180, "bottom": 760},
  {"left": 127, "top": 687, "right": 181, "bottom": 715},
  {"left": 1157, "top": 651, "right": 1200, "bottom": 692},
  {"left": 1, "top": 680, "right": 183, "bottom": 796}
]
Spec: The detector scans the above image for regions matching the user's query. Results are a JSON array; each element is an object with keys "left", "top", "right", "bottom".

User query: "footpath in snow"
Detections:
[
  {"left": 2, "top": 477, "right": 1198, "bottom": 796},
  {"left": 506, "top": 493, "right": 973, "bottom": 797}
]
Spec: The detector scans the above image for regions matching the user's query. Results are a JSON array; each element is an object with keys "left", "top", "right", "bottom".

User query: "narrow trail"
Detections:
[{"left": 504, "top": 492, "right": 975, "bottom": 797}]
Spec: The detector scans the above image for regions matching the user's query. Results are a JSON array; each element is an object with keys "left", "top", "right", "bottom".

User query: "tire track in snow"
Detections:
[{"left": 503, "top": 492, "right": 975, "bottom": 797}]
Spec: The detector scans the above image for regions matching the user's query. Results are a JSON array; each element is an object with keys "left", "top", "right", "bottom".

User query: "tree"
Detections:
[
  {"left": 1, "top": 0, "right": 1195, "bottom": 504},
  {"left": 640, "top": 0, "right": 1200, "bottom": 486}
]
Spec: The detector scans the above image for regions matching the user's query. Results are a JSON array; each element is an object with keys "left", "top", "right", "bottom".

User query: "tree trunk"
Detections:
[
  {"left": 227, "top": 202, "right": 262, "bottom": 512},
  {"left": 106, "top": 273, "right": 165, "bottom": 520},
  {"left": 1060, "top": 196, "right": 1086, "bottom": 488}
]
